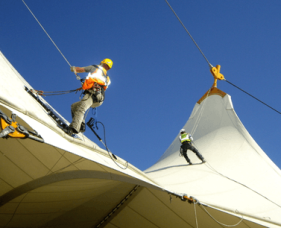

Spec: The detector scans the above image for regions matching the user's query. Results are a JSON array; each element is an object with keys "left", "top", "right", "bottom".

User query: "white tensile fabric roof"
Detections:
[
  {"left": 145, "top": 88, "right": 281, "bottom": 226},
  {"left": 0, "top": 51, "right": 280, "bottom": 228}
]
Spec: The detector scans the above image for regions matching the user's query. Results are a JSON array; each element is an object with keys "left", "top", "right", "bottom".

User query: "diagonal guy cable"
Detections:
[
  {"left": 22, "top": 0, "right": 71, "bottom": 67},
  {"left": 165, "top": 0, "right": 213, "bottom": 68}
]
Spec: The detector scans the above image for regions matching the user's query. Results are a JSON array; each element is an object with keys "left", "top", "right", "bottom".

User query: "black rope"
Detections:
[
  {"left": 225, "top": 80, "right": 281, "bottom": 115},
  {"left": 97, "top": 121, "right": 129, "bottom": 169},
  {"left": 87, "top": 119, "right": 128, "bottom": 170},
  {"left": 97, "top": 121, "right": 109, "bottom": 151}
]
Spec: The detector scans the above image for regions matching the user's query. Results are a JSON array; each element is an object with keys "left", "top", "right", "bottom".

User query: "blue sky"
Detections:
[{"left": 1, "top": 0, "right": 281, "bottom": 171}]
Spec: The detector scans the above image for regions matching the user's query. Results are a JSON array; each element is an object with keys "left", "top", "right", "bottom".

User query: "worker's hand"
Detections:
[{"left": 70, "top": 66, "right": 76, "bottom": 73}]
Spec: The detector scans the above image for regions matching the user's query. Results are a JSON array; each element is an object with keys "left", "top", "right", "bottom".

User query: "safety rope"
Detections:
[
  {"left": 191, "top": 88, "right": 211, "bottom": 136},
  {"left": 190, "top": 196, "right": 244, "bottom": 227},
  {"left": 177, "top": 88, "right": 212, "bottom": 157},
  {"left": 204, "top": 161, "right": 281, "bottom": 209},
  {"left": 225, "top": 79, "right": 281, "bottom": 115},
  {"left": 200, "top": 204, "right": 244, "bottom": 227},
  {"left": 193, "top": 199, "right": 199, "bottom": 228},
  {"left": 165, "top": 0, "right": 213, "bottom": 68},
  {"left": 22, "top": 0, "right": 71, "bottom": 67},
  {"left": 31, "top": 88, "right": 81, "bottom": 96}
]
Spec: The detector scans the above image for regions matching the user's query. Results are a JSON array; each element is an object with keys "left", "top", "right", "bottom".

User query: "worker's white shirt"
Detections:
[{"left": 86, "top": 66, "right": 111, "bottom": 86}]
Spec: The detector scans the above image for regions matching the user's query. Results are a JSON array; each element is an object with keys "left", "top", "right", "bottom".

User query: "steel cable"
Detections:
[
  {"left": 165, "top": 0, "right": 213, "bottom": 68},
  {"left": 225, "top": 79, "right": 281, "bottom": 115},
  {"left": 22, "top": 0, "right": 72, "bottom": 67}
]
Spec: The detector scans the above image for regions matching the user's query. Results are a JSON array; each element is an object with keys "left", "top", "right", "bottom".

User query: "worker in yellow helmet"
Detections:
[
  {"left": 179, "top": 129, "right": 205, "bottom": 165},
  {"left": 67, "top": 58, "right": 113, "bottom": 135}
]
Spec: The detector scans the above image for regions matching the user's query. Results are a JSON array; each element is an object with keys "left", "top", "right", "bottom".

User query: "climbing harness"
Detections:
[
  {"left": 0, "top": 108, "right": 44, "bottom": 143},
  {"left": 87, "top": 118, "right": 129, "bottom": 170}
]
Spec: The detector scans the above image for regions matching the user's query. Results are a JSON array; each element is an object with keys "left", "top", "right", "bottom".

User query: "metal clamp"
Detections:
[{"left": 0, "top": 108, "right": 44, "bottom": 143}]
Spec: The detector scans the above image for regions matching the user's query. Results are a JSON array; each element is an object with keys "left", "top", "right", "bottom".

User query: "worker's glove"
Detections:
[{"left": 70, "top": 66, "right": 76, "bottom": 72}]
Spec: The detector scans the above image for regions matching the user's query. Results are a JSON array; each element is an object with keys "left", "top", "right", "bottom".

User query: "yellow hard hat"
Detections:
[{"left": 100, "top": 58, "right": 113, "bottom": 69}]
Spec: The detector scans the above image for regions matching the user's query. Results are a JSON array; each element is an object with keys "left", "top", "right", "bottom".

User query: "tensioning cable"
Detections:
[
  {"left": 225, "top": 79, "right": 281, "bottom": 115},
  {"left": 22, "top": 0, "right": 80, "bottom": 80},
  {"left": 165, "top": 0, "right": 281, "bottom": 115}
]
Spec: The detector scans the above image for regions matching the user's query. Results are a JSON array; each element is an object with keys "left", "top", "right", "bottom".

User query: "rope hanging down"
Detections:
[
  {"left": 189, "top": 196, "right": 244, "bottom": 227},
  {"left": 87, "top": 118, "right": 129, "bottom": 170},
  {"left": 98, "top": 121, "right": 129, "bottom": 170}
]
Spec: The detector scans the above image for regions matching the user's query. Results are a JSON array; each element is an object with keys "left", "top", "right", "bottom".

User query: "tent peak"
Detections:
[{"left": 197, "top": 87, "right": 226, "bottom": 104}]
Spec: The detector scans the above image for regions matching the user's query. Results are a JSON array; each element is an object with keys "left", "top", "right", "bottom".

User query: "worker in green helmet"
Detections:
[{"left": 179, "top": 129, "right": 205, "bottom": 165}]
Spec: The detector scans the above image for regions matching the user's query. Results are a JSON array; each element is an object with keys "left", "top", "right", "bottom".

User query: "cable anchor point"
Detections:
[{"left": 210, "top": 65, "right": 225, "bottom": 88}]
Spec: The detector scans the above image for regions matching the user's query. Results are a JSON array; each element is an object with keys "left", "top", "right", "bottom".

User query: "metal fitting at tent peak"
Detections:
[{"left": 210, "top": 65, "right": 225, "bottom": 88}]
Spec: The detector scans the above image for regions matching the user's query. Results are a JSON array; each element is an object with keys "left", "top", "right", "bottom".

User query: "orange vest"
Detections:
[{"left": 82, "top": 66, "right": 110, "bottom": 90}]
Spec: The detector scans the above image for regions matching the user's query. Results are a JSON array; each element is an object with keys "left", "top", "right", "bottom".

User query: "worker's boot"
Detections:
[
  {"left": 66, "top": 126, "right": 77, "bottom": 136},
  {"left": 185, "top": 158, "right": 192, "bottom": 165},
  {"left": 66, "top": 127, "right": 74, "bottom": 136},
  {"left": 80, "top": 122, "right": 86, "bottom": 133}
]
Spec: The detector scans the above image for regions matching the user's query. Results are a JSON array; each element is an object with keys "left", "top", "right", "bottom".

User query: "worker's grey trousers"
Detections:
[
  {"left": 69, "top": 92, "right": 103, "bottom": 133},
  {"left": 180, "top": 142, "right": 204, "bottom": 164}
]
